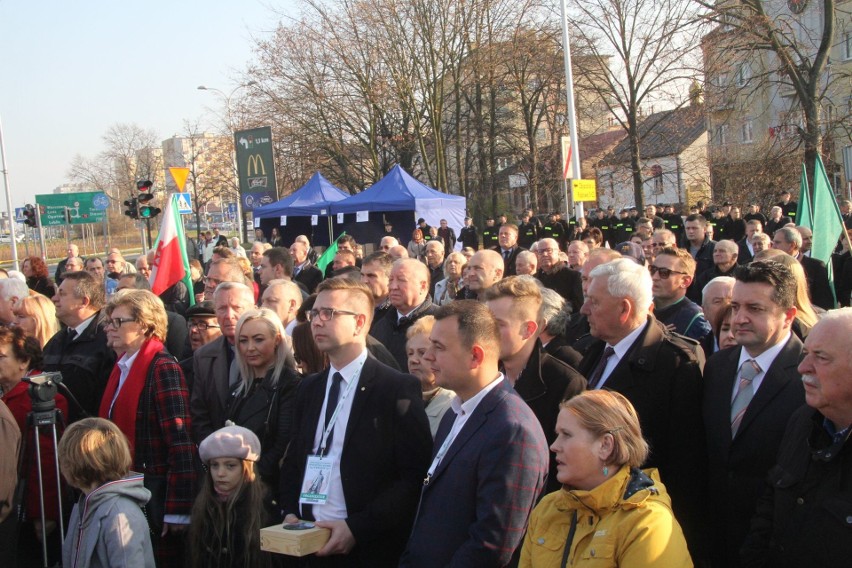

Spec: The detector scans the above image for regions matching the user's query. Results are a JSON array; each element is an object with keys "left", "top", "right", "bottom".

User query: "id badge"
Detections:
[{"left": 299, "top": 454, "right": 335, "bottom": 505}]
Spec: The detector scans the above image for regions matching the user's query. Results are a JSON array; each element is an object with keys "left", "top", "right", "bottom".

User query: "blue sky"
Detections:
[{"left": 0, "top": 0, "right": 297, "bottom": 207}]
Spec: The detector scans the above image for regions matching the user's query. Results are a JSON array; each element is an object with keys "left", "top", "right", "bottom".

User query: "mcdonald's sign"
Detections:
[{"left": 235, "top": 126, "right": 278, "bottom": 211}]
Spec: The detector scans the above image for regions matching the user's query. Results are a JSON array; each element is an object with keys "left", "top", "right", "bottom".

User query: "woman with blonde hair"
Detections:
[
  {"left": 520, "top": 390, "right": 692, "bottom": 567},
  {"left": 761, "top": 253, "right": 819, "bottom": 335},
  {"left": 59, "top": 417, "right": 154, "bottom": 568},
  {"left": 15, "top": 293, "right": 60, "bottom": 347},
  {"left": 405, "top": 316, "right": 454, "bottom": 436},
  {"left": 98, "top": 289, "right": 196, "bottom": 565},
  {"left": 227, "top": 309, "right": 300, "bottom": 494},
  {"left": 433, "top": 252, "right": 467, "bottom": 306}
]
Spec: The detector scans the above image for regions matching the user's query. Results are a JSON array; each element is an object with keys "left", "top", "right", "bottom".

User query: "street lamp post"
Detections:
[
  {"left": 197, "top": 81, "right": 257, "bottom": 243},
  {"left": 0, "top": 115, "right": 20, "bottom": 271}
]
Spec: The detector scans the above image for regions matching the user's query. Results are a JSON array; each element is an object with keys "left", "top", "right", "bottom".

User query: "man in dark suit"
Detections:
[
  {"left": 703, "top": 261, "right": 805, "bottom": 567},
  {"left": 190, "top": 282, "right": 256, "bottom": 443},
  {"left": 370, "top": 259, "right": 437, "bottom": 369},
  {"left": 491, "top": 223, "right": 526, "bottom": 277},
  {"left": 535, "top": 238, "right": 584, "bottom": 314},
  {"left": 291, "top": 240, "right": 323, "bottom": 294},
  {"left": 484, "top": 277, "right": 585, "bottom": 492},
  {"left": 577, "top": 258, "right": 707, "bottom": 554},
  {"left": 772, "top": 226, "right": 835, "bottom": 309},
  {"left": 400, "top": 301, "right": 549, "bottom": 567},
  {"left": 280, "top": 278, "right": 431, "bottom": 566},
  {"left": 737, "top": 219, "right": 763, "bottom": 265}
]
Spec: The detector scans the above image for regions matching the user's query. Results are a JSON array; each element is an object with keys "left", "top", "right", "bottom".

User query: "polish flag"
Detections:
[{"left": 149, "top": 194, "right": 194, "bottom": 304}]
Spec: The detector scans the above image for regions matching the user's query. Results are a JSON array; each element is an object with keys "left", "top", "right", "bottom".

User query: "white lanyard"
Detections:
[
  {"left": 317, "top": 361, "right": 364, "bottom": 457},
  {"left": 424, "top": 413, "right": 463, "bottom": 485}
]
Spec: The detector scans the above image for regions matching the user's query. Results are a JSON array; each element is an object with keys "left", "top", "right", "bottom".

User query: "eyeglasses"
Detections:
[
  {"left": 307, "top": 308, "right": 360, "bottom": 322},
  {"left": 188, "top": 321, "right": 220, "bottom": 331},
  {"left": 648, "top": 265, "right": 688, "bottom": 279},
  {"left": 105, "top": 317, "right": 137, "bottom": 329}
]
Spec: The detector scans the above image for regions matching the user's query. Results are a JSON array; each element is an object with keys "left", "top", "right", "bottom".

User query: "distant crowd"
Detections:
[{"left": 0, "top": 188, "right": 851, "bottom": 568}]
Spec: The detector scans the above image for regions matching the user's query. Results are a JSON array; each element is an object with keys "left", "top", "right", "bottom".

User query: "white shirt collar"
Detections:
[{"left": 450, "top": 374, "right": 504, "bottom": 416}]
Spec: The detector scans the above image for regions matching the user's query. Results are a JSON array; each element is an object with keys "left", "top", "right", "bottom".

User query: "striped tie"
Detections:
[{"left": 731, "top": 359, "right": 761, "bottom": 437}]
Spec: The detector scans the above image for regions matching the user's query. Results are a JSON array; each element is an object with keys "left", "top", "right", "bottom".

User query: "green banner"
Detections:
[
  {"left": 35, "top": 191, "right": 110, "bottom": 226},
  {"left": 234, "top": 126, "right": 278, "bottom": 212}
]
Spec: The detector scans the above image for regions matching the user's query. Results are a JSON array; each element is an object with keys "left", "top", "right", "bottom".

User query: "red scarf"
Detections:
[{"left": 98, "top": 339, "right": 165, "bottom": 459}]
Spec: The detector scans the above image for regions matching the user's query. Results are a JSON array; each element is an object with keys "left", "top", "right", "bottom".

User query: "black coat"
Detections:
[
  {"left": 740, "top": 405, "right": 852, "bottom": 567},
  {"left": 227, "top": 368, "right": 300, "bottom": 486},
  {"left": 703, "top": 336, "right": 805, "bottom": 566},
  {"left": 578, "top": 317, "right": 707, "bottom": 553},
  {"left": 293, "top": 263, "right": 323, "bottom": 295},
  {"left": 42, "top": 312, "right": 116, "bottom": 422},
  {"left": 491, "top": 246, "right": 526, "bottom": 277},
  {"left": 279, "top": 355, "right": 432, "bottom": 567},
  {"left": 370, "top": 300, "right": 437, "bottom": 370},
  {"left": 801, "top": 255, "right": 835, "bottom": 310},
  {"left": 513, "top": 342, "right": 586, "bottom": 492},
  {"left": 536, "top": 266, "right": 584, "bottom": 315}
]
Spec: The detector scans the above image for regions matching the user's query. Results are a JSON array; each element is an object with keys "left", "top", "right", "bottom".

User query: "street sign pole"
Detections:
[
  {"left": 34, "top": 203, "right": 46, "bottom": 261},
  {"left": 0, "top": 115, "right": 20, "bottom": 270}
]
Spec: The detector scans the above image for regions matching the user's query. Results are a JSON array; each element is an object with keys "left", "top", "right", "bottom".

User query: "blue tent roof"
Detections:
[
  {"left": 253, "top": 172, "right": 349, "bottom": 218},
  {"left": 330, "top": 165, "right": 465, "bottom": 214}
]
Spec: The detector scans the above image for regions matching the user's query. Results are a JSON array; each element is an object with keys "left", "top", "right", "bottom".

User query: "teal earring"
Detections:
[{"left": 602, "top": 466, "right": 609, "bottom": 476}]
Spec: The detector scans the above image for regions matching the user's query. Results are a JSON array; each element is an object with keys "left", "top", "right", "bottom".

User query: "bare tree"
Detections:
[
  {"left": 570, "top": 0, "right": 702, "bottom": 209},
  {"left": 698, "top": 0, "right": 849, "bottom": 191}
]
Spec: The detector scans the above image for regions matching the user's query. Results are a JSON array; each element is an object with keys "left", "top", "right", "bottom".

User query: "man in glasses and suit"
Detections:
[
  {"left": 651, "top": 247, "right": 712, "bottom": 341},
  {"left": 577, "top": 258, "right": 707, "bottom": 555},
  {"left": 280, "top": 278, "right": 431, "bottom": 566}
]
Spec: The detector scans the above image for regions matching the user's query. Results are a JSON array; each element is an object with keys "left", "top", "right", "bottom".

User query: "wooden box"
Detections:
[{"left": 260, "top": 523, "right": 331, "bottom": 557}]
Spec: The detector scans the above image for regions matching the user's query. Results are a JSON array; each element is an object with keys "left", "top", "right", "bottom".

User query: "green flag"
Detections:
[
  {"left": 796, "top": 164, "right": 813, "bottom": 227},
  {"left": 316, "top": 232, "right": 346, "bottom": 273},
  {"left": 811, "top": 155, "right": 844, "bottom": 307}
]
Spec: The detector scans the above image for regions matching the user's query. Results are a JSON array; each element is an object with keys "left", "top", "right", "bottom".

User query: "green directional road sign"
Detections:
[{"left": 35, "top": 191, "right": 109, "bottom": 226}]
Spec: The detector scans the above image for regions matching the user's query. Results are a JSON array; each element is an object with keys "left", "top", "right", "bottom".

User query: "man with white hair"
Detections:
[
  {"left": 388, "top": 244, "right": 409, "bottom": 261},
  {"left": 191, "top": 282, "right": 257, "bottom": 443},
  {"left": 371, "top": 259, "right": 437, "bottom": 369},
  {"left": 379, "top": 235, "right": 399, "bottom": 252},
  {"left": 578, "top": 258, "right": 706, "bottom": 550},
  {"left": 514, "top": 250, "right": 537, "bottom": 276},
  {"left": 0, "top": 278, "right": 29, "bottom": 326},
  {"left": 692, "top": 239, "right": 739, "bottom": 300},
  {"left": 701, "top": 276, "right": 736, "bottom": 355},
  {"left": 424, "top": 240, "right": 445, "bottom": 297},
  {"left": 741, "top": 308, "right": 852, "bottom": 565},
  {"left": 772, "top": 226, "right": 834, "bottom": 310}
]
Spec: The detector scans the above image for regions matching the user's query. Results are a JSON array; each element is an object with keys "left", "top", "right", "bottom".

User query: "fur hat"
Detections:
[{"left": 199, "top": 425, "right": 261, "bottom": 462}]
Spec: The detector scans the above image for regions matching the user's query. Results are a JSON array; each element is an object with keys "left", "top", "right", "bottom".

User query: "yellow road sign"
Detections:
[{"left": 169, "top": 167, "right": 191, "bottom": 192}]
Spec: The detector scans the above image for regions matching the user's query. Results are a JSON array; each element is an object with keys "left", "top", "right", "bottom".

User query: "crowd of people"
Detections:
[{"left": 0, "top": 192, "right": 851, "bottom": 568}]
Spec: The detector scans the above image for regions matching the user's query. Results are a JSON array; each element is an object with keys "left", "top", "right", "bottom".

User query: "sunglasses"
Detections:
[{"left": 649, "top": 265, "right": 688, "bottom": 279}]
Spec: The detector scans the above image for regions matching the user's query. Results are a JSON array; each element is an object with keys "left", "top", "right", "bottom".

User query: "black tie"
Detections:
[
  {"left": 322, "top": 372, "right": 344, "bottom": 451},
  {"left": 503, "top": 249, "right": 510, "bottom": 261},
  {"left": 587, "top": 346, "right": 615, "bottom": 389},
  {"left": 66, "top": 328, "right": 78, "bottom": 346}
]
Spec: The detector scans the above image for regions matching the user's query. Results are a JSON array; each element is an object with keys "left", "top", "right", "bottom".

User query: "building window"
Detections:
[
  {"left": 651, "top": 164, "right": 664, "bottom": 195},
  {"left": 736, "top": 63, "right": 751, "bottom": 86},
  {"left": 715, "top": 72, "right": 728, "bottom": 87},
  {"left": 715, "top": 124, "right": 729, "bottom": 145},
  {"left": 845, "top": 31, "right": 852, "bottom": 60},
  {"left": 742, "top": 119, "right": 754, "bottom": 143}
]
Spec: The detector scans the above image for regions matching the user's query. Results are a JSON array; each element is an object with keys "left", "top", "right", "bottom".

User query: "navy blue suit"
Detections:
[{"left": 400, "top": 379, "right": 549, "bottom": 567}]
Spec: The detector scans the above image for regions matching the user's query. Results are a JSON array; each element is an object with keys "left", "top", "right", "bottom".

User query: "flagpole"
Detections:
[{"left": 560, "top": 0, "right": 583, "bottom": 220}]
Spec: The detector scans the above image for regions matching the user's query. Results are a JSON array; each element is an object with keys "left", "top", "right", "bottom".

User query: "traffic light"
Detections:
[
  {"left": 23, "top": 204, "right": 37, "bottom": 228},
  {"left": 136, "top": 180, "right": 161, "bottom": 219},
  {"left": 124, "top": 197, "right": 139, "bottom": 220}
]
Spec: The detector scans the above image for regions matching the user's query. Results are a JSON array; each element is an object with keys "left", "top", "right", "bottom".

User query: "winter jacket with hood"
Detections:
[
  {"left": 62, "top": 473, "right": 155, "bottom": 568},
  {"left": 520, "top": 467, "right": 693, "bottom": 567}
]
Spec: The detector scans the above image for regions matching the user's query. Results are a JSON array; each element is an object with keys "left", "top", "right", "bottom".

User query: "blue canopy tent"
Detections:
[
  {"left": 330, "top": 165, "right": 466, "bottom": 248},
  {"left": 252, "top": 172, "right": 349, "bottom": 246}
]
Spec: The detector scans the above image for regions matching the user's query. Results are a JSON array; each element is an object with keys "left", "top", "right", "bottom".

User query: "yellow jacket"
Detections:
[{"left": 520, "top": 467, "right": 692, "bottom": 567}]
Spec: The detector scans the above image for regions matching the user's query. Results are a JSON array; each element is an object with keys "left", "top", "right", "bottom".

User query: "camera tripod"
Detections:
[{"left": 17, "top": 373, "right": 67, "bottom": 568}]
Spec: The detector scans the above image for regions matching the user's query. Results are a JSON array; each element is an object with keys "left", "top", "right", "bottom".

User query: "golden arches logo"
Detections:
[{"left": 247, "top": 154, "right": 266, "bottom": 176}]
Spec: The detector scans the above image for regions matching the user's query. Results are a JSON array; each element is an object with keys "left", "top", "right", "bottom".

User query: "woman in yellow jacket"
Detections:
[{"left": 520, "top": 390, "right": 692, "bottom": 567}]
